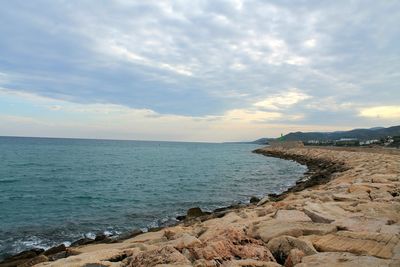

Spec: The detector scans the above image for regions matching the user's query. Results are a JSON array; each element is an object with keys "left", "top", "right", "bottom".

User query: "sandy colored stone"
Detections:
[
  {"left": 284, "top": 249, "right": 304, "bottom": 267},
  {"left": 273, "top": 210, "right": 311, "bottom": 222},
  {"left": 295, "top": 252, "right": 394, "bottom": 267},
  {"left": 222, "top": 259, "right": 281, "bottom": 267},
  {"left": 267, "top": 235, "right": 315, "bottom": 264},
  {"left": 125, "top": 246, "right": 190, "bottom": 267},
  {"left": 310, "top": 231, "right": 399, "bottom": 259},
  {"left": 254, "top": 219, "right": 337, "bottom": 242},
  {"left": 380, "top": 224, "right": 400, "bottom": 235},
  {"left": 303, "top": 202, "right": 354, "bottom": 223},
  {"left": 169, "top": 233, "right": 202, "bottom": 250},
  {"left": 333, "top": 216, "right": 389, "bottom": 232},
  {"left": 191, "top": 227, "right": 276, "bottom": 263}
]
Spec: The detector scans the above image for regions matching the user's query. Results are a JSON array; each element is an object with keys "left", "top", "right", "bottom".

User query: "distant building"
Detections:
[
  {"left": 360, "top": 139, "right": 380, "bottom": 146},
  {"left": 334, "top": 138, "right": 359, "bottom": 146}
]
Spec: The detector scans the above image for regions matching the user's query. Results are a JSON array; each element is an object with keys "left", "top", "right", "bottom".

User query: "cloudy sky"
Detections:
[{"left": 0, "top": 0, "right": 399, "bottom": 141}]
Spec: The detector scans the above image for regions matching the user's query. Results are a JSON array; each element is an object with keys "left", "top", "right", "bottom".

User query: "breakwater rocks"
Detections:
[{"left": 3, "top": 146, "right": 400, "bottom": 266}]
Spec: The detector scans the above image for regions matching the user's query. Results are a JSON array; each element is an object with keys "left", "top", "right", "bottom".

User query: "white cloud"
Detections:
[
  {"left": 254, "top": 88, "right": 311, "bottom": 110},
  {"left": 106, "top": 42, "right": 193, "bottom": 76},
  {"left": 305, "top": 97, "right": 354, "bottom": 111},
  {"left": 359, "top": 106, "right": 400, "bottom": 119},
  {"left": 0, "top": 88, "right": 308, "bottom": 141},
  {"left": 303, "top": 38, "right": 316, "bottom": 48}
]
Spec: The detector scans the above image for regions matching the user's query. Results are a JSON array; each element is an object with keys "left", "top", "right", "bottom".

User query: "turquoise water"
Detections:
[{"left": 0, "top": 137, "right": 306, "bottom": 259}]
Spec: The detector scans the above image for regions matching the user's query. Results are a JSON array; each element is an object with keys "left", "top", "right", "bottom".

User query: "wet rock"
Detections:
[
  {"left": 250, "top": 196, "right": 261, "bottom": 204},
  {"left": 47, "top": 251, "right": 68, "bottom": 261},
  {"left": 266, "top": 235, "right": 316, "bottom": 264},
  {"left": 117, "top": 229, "right": 143, "bottom": 240},
  {"left": 43, "top": 244, "right": 66, "bottom": 256},
  {"left": 70, "top": 237, "right": 95, "bottom": 247},
  {"left": 183, "top": 207, "right": 211, "bottom": 220},
  {"left": 0, "top": 248, "right": 45, "bottom": 267},
  {"left": 18, "top": 255, "right": 48, "bottom": 267},
  {"left": 2, "top": 248, "right": 44, "bottom": 262}
]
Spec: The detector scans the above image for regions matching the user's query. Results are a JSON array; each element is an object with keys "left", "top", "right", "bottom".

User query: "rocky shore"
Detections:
[{"left": 2, "top": 146, "right": 400, "bottom": 267}]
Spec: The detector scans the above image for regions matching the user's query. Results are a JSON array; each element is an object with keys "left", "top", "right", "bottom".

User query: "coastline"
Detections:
[{"left": 2, "top": 146, "right": 400, "bottom": 266}]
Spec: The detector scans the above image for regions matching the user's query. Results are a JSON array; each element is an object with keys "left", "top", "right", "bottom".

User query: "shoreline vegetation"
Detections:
[{"left": 2, "top": 145, "right": 400, "bottom": 266}]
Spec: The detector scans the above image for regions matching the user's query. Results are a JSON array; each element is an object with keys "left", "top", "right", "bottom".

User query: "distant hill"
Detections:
[
  {"left": 250, "top": 138, "right": 270, "bottom": 144},
  {"left": 280, "top": 125, "right": 400, "bottom": 142}
]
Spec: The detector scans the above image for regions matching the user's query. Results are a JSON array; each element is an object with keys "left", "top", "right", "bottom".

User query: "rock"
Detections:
[
  {"left": 125, "top": 246, "right": 191, "bottom": 266},
  {"left": 70, "top": 237, "right": 95, "bottom": 247},
  {"left": 380, "top": 224, "right": 400, "bottom": 235},
  {"left": 222, "top": 259, "right": 281, "bottom": 266},
  {"left": 186, "top": 207, "right": 209, "bottom": 219},
  {"left": 1, "top": 248, "right": 44, "bottom": 262},
  {"left": 117, "top": 229, "right": 143, "bottom": 240},
  {"left": 257, "top": 196, "right": 270, "bottom": 206},
  {"left": 253, "top": 219, "right": 337, "bottom": 242},
  {"left": 296, "top": 252, "right": 393, "bottom": 267},
  {"left": 267, "top": 235, "right": 316, "bottom": 264},
  {"left": 273, "top": 210, "right": 311, "bottom": 222},
  {"left": 250, "top": 196, "right": 261, "bottom": 204},
  {"left": 192, "top": 227, "right": 276, "bottom": 262},
  {"left": 43, "top": 244, "right": 66, "bottom": 256},
  {"left": 372, "top": 177, "right": 389, "bottom": 183},
  {"left": 18, "top": 255, "right": 48, "bottom": 267},
  {"left": 310, "top": 231, "right": 399, "bottom": 259},
  {"left": 47, "top": 251, "right": 68, "bottom": 261},
  {"left": 176, "top": 215, "right": 186, "bottom": 221},
  {"left": 171, "top": 233, "right": 202, "bottom": 250},
  {"left": 333, "top": 216, "right": 388, "bottom": 232},
  {"left": 284, "top": 249, "right": 305, "bottom": 267},
  {"left": 94, "top": 233, "right": 108, "bottom": 242},
  {"left": 303, "top": 202, "right": 358, "bottom": 224}
]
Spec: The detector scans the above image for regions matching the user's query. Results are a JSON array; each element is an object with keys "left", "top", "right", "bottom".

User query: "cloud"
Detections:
[
  {"left": 105, "top": 42, "right": 193, "bottom": 76},
  {"left": 254, "top": 88, "right": 311, "bottom": 110},
  {"left": 359, "top": 106, "right": 400, "bottom": 119},
  {"left": 0, "top": 1, "right": 399, "bottom": 140}
]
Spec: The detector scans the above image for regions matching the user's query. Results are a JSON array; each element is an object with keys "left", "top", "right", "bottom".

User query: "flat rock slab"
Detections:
[
  {"left": 273, "top": 210, "right": 312, "bottom": 222},
  {"left": 253, "top": 219, "right": 337, "bottom": 242},
  {"left": 310, "top": 231, "right": 399, "bottom": 259},
  {"left": 333, "top": 216, "right": 389, "bottom": 232},
  {"left": 303, "top": 202, "right": 354, "bottom": 223},
  {"left": 295, "top": 252, "right": 394, "bottom": 267}
]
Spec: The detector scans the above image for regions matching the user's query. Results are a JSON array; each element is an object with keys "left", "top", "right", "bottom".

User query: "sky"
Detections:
[{"left": 0, "top": 0, "right": 399, "bottom": 142}]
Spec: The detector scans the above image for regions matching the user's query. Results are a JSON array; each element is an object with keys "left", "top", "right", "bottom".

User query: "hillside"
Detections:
[{"left": 281, "top": 125, "right": 400, "bottom": 141}]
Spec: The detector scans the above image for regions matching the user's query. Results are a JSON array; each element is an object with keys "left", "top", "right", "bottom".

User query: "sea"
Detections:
[{"left": 0, "top": 136, "right": 306, "bottom": 260}]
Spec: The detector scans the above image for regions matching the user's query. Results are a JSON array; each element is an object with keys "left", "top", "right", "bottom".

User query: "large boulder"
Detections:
[
  {"left": 125, "top": 246, "right": 190, "bottom": 267},
  {"left": 266, "top": 235, "right": 316, "bottom": 264},
  {"left": 191, "top": 228, "right": 276, "bottom": 263},
  {"left": 252, "top": 219, "right": 337, "bottom": 242},
  {"left": 310, "top": 231, "right": 399, "bottom": 259},
  {"left": 273, "top": 210, "right": 311, "bottom": 222}
]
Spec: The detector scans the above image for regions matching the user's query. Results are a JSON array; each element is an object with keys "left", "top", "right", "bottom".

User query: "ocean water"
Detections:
[{"left": 0, "top": 137, "right": 306, "bottom": 259}]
